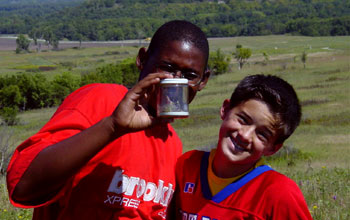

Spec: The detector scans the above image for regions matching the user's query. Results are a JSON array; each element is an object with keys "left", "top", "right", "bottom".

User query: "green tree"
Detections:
[
  {"left": 208, "top": 48, "right": 230, "bottom": 75},
  {"left": 74, "top": 33, "right": 84, "bottom": 48},
  {"left": 15, "top": 34, "right": 30, "bottom": 53},
  {"left": 104, "top": 0, "right": 115, "bottom": 7},
  {"left": 43, "top": 29, "right": 58, "bottom": 50},
  {"left": 28, "top": 28, "right": 42, "bottom": 52},
  {"left": 28, "top": 28, "right": 41, "bottom": 45},
  {"left": 233, "top": 45, "right": 252, "bottom": 70},
  {"left": 51, "top": 38, "right": 60, "bottom": 50}
]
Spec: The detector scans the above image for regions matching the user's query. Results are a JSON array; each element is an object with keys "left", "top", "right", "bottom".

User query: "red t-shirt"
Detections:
[
  {"left": 174, "top": 150, "right": 312, "bottom": 220},
  {"left": 7, "top": 83, "right": 183, "bottom": 220}
]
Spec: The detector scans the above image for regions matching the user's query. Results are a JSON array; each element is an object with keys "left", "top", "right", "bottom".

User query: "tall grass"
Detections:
[{"left": 0, "top": 35, "right": 349, "bottom": 219}]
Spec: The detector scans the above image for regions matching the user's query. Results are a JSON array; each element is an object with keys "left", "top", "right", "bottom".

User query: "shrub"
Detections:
[
  {"left": 96, "top": 63, "right": 123, "bottom": 84},
  {"left": 81, "top": 71, "right": 105, "bottom": 86},
  {"left": 0, "top": 85, "right": 23, "bottom": 108},
  {"left": 16, "top": 73, "right": 52, "bottom": 109},
  {"left": 233, "top": 46, "right": 252, "bottom": 70},
  {"left": 0, "top": 107, "right": 19, "bottom": 126},
  {"left": 81, "top": 58, "right": 138, "bottom": 88},
  {"left": 208, "top": 48, "right": 230, "bottom": 75},
  {"left": 119, "top": 58, "right": 139, "bottom": 88},
  {"left": 51, "top": 72, "right": 81, "bottom": 105}
]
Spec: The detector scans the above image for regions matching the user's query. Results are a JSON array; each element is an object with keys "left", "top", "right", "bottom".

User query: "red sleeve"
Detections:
[{"left": 6, "top": 83, "right": 128, "bottom": 208}]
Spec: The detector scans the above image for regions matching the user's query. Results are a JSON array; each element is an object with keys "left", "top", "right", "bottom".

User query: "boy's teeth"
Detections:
[
  {"left": 230, "top": 137, "right": 245, "bottom": 152},
  {"left": 236, "top": 145, "right": 245, "bottom": 151}
]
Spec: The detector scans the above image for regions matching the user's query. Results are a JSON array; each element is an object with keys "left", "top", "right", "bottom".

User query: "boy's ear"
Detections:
[
  {"left": 136, "top": 47, "right": 148, "bottom": 70},
  {"left": 220, "top": 99, "right": 231, "bottom": 120},
  {"left": 198, "top": 68, "right": 211, "bottom": 91},
  {"left": 264, "top": 143, "right": 283, "bottom": 156}
]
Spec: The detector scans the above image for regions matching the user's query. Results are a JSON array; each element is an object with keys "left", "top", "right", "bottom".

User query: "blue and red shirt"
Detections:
[{"left": 174, "top": 150, "right": 312, "bottom": 220}]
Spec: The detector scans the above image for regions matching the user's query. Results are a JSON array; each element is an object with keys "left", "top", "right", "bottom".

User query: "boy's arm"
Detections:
[{"left": 11, "top": 73, "right": 172, "bottom": 205}]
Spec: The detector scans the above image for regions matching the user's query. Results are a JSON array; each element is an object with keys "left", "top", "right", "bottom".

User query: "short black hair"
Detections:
[
  {"left": 147, "top": 20, "right": 209, "bottom": 65},
  {"left": 230, "top": 74, "right": 302, "bottom": 144}
]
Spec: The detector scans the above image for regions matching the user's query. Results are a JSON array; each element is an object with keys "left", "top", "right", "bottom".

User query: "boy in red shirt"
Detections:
[
  {"left": 172, "top": 74, "right": 312, "bottom": 219},
  {"left": 6, "top": 20, "right": 210, "bottom": 219}
]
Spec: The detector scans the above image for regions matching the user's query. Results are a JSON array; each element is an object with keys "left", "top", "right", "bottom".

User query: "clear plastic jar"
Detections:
[{"left": 157, "top": 78, "right": 189, "bottom": 118}]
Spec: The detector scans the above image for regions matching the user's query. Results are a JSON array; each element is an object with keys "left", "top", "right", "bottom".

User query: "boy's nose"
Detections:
[{"left": 238, "top": 126, "right": 254, "bottom": 144}]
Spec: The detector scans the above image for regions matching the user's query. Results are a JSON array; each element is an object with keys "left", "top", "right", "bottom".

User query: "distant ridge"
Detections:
[{"left": 0, "top": 0, "right": 349, "bottom": 41}]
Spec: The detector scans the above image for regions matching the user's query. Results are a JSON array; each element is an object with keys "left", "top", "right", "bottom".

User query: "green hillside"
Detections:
[{"left": 0, "top": 0, "right": 349, "bottom": 41}]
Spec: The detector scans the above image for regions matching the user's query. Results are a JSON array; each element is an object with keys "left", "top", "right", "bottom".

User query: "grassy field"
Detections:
[
  {"left": 0, "top": 41, "right": 140, "bottom": 79},
  {"left": 1, "top": 35, "right": 349, "bottom": 219}
]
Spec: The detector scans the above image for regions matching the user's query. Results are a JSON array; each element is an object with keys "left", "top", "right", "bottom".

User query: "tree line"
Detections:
[{"left": 0, "top": 0, "right": 349, "bottom": 41}]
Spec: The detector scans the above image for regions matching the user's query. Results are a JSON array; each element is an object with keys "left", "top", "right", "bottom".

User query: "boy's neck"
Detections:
[{"left": 212, "top": 155, "right": 258, "bottom": 179}]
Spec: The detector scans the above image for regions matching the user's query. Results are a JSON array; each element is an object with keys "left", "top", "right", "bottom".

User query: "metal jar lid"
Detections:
[{"left": 160, "top": 78, "right": 188, "bottom": 85}]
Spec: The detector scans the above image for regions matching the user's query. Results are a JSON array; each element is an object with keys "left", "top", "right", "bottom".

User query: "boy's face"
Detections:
[
  {"left": 137, "top": 40, "right": 209, "bottom": 111},
  {"left": 216, "top": 99, "right": 282, "bottom": 169}
]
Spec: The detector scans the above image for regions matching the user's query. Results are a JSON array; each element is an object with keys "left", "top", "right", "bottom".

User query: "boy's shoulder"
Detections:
[
  {"left": 58, "top": 83, "right": 127, "bottom": 109},
  {"left": 259, "top": 169, "right": 299, "bottom": 188},
  {"left": 249, "top": 168, "right": 305, "bottom": 203},
  {"left": 176, "top": 150, "right": 205, "bottom": 171},
  {"left": 51, "top": 83, "right": 128, "bottom": 124},
  {"left": 244, "top": 169, "right": 311, "bottom": 217},
  {"left": 67, "top": 83, "right": 128, "bottom": 100}
]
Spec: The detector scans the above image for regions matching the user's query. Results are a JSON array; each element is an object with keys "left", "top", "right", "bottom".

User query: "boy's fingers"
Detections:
[
  {"left": 135, "top": 73, "right": 172, "bottom": 90},
  {"left": 128, "top": 73, "right": 172, "bottom": 101}
]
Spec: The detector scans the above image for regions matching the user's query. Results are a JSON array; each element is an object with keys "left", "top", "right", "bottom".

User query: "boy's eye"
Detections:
[
  {"left": 257, "top": 131, "right": 271, "bottom": 142},
  {"left": 237, "top": 115, "right": 248, "bottom": 124},
  {"left": 159, "top": 64, "right": 174, "bottom": 73},
  {"left": 157, "top": 63, "right": 200, "bottom": 83},
  {"left": 183, "top": 71, "right": 199, "bottom": 80},
  {"left": 257, "top": 133, "right": 267, "bottom": 142}
]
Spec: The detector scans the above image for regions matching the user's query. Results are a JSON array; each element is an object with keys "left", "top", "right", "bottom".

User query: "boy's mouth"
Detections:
[{"left": 230, "top": 136, "right": 246, "bottom": 152}]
